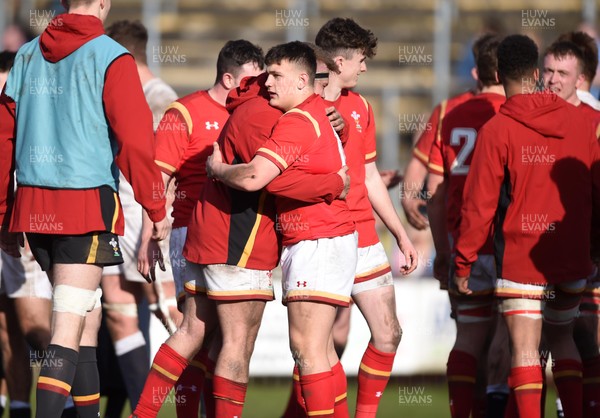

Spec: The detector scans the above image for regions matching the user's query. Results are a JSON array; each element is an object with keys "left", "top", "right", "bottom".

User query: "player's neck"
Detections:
[
  {"left": 207, "top": 83, "right": 230, "bottom": 107},
  {"left": 480, "top": 84, "right": 505, "bottom": 96},
  {"left": 578, "top": 80, "right": 591, "bottom": 93},
  {"left": 136, "top": 63, "right": 155, "bottom": 87},
  {"left": 284, "top": 90, "right": 314, "bottom": 111},
  {"left": 566, "top": 93, "right": 581, "bottom": 106}
]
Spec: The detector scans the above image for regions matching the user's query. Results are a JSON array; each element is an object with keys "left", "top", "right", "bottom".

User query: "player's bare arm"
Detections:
[
  {"left": 364, "top": 161, "right": 417, "bottom": 274},
  {"left": 207, "top": 142, "right": 280, "bottom": 191},
  {"left": 426, "top": 173, "right": 451, "bottom": 288},
  {"left": 400, "top": 157, "right": 429, "bottom": 230}
]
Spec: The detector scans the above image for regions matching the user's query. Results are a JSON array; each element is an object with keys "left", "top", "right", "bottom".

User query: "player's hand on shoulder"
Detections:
[
  {"left": 337, "top": 165, "right": 350, "bottom": 200},
  {"left": 398, "top": 236, "right": 418, "bottom": 275},
  {"left": 326, "top": 106, "right": 345, "bottom": 133}
]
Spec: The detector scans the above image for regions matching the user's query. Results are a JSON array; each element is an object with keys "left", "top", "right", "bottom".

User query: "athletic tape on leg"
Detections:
[
  {"left": 53, "top": 285, "right": 99, "bottom": 316},
  {"left": 102, "top": 302, "right": 138, "bottom": 317}
]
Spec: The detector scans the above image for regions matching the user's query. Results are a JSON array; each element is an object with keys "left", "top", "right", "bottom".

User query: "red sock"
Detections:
[
  {"left": 446, "top": 350, "right": 477, "bottom": 418},
  {"left": 133, "top": 344, "right": 188, "bottom": 418},
  {"left": 355, "top": 343, "right": 395, "bottom": 418},
  {"left": 331, "top": 362, "right": 349, "bottom": 418},
  {"left": 300, "top": 371, "right": 334, "bottom": 418},
  {"left": 282, "top": 365, "right": 306, "bottom": 418},
  {"left": 203, "top": 355, "right": 217, "bottom": 417},
  {"left": 552, "top": 359, "right": 582, "bottom": 418},
  {"left": 583, "top": 356, "right": 600, "bottom": 418},
  {"left": 213, "top": 375, "right": 247, "bottom": 418},
  {"left": 175, "top": 350, "right": 206, "bottom": 418},
  {"left": 504, "top": 390, "right": 518, "bottom": 418},
  {"left": 508, "top": 366, "right": 543, "bottom": 418}
]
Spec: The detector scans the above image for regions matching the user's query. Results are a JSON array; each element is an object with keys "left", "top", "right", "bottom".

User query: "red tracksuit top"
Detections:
[{"left": 454, "top": 93, "right": 600, "bottom": 284}]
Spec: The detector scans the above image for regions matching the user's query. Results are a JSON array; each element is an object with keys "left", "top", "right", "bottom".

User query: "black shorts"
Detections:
[{"left": 26, "top": 231, "right": 124, "bottom": 271}]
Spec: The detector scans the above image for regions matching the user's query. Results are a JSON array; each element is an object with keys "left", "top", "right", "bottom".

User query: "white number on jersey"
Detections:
[{"left": 449, "top": 127, "right": 477, "bottom": 175}]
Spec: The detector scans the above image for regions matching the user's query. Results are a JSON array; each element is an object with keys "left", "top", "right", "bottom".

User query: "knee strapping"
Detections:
[
  {"left": 53, "top": 285, "right": 103, "bottom": 316},
  {"left": 102, "top": 302, "right": 138, "bottom": 317}
]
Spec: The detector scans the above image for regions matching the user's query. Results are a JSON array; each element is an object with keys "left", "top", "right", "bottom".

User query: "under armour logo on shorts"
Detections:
[{"left": 297, "top": 281, "right": 307, "bottom": 287}]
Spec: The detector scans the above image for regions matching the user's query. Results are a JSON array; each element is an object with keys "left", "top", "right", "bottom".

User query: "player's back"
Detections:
[
  {"left": 412, "top": 90, "right": 475, "bottom": 165},
  {"left": 433, "top": 92, "right": 505, "bottom": 244},
  {"left": 479, "top": 93, "right": 597, "bottom": 283}
]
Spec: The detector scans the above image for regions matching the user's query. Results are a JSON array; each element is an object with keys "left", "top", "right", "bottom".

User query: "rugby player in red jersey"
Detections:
[
  {"left": 132, "top": 43, "right": 348, "bottom": 418},
  {"left": 426, "top": 35, "right": 505, "bottom": 418},
  {"left": 315, "top": 18, "right": 417, "bottom": 418},
  {"left": 544, "top": 34, "right": 600, "bottom": 417},
  {"left": 133, "top": 39, "right": 264, "bottom": 418},
  {"left": 543, "top": 40, "right": 600, "bottom": 138},
  {"left": 208, "top": 41, "right": 357, "bottom": 418},
  {"left": 454, "top": 34, "right": 600, "bottom": 418}
]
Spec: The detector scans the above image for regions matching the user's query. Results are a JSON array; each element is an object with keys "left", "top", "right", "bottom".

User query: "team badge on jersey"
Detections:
[
  {"left": 205, "top": 121, "right": 219, "bottom": 130},
  {"left": 351, "top": 110, "right": 362, "bottom": 132}
]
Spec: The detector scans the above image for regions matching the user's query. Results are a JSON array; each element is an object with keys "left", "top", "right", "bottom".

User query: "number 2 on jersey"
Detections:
[{"left": 449, "top": 127, "right": 477, "bottom": 175}]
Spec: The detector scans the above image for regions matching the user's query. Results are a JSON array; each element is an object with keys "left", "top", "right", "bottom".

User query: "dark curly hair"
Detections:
[
  {"left": 497, "top": 35, "right": 538, "bottom": 83},
  {"left": 315, "top": 17, "right": 377, "bottom": 59},
  {"left": 557, "top": 32, "right": 598, "bottom": 82}
]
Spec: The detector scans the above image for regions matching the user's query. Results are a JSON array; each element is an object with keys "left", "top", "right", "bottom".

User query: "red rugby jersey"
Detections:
[
  {"left": 325, "top": 90, "right": 379, "bottom": 248},
  {"left": 155, "top": 90, "right": 229, "bottom": 228},
  {"left": 578, "top": 102, "right": 600, "bottom": 138},
  {"left": 412, "top": 91, "right": 474, "bottom": 166},
  {"left": 428, "top": 92, "right": 505, "bottom": 253},
  {"left": 256, "top": 94, "right": 356, "bottom": 246},
  {"left": 454, "top": 93, "right": 600, "bottom": 284},
  {"left": 184, "top": 75, "right": 345, "bottom": 269}
]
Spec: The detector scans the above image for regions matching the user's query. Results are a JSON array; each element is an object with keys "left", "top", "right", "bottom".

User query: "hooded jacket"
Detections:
[
  {"left": 455, "top": 93, "right": 600, "bottom": 284},
  {"left": 0, "top": 13, "right": 166, "bottom": 234}
]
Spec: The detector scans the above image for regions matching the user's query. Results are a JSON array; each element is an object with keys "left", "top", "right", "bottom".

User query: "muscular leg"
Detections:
[
  {"left": 288, "top": 301, "right": 338, "bottom": 418},
  {"left": 331, "top": 306, "right": 351, "bottom": 359},
  {"left": 132, "top": 293, "right": 216, "bottom": 418},
  {"left": 35, "top": 263, "right": 103, "bottom": 418},
  {"left": 71, "top": 306, "right": 102, "bottom": 418},
  {"left": 213, "top": 300, "right": 265, "bottom": 416},
  {"left": 352, "top": 285, "right": 401, "bottom": 418},
  {"left": 485, "top": 313, "right": 510, "bottom": 418},
  {"left": 544, "top": 287, "right": 584, "bottom": 418},
  {"left": 503, "top": 311, "right": 543, "bottom": 418}
]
